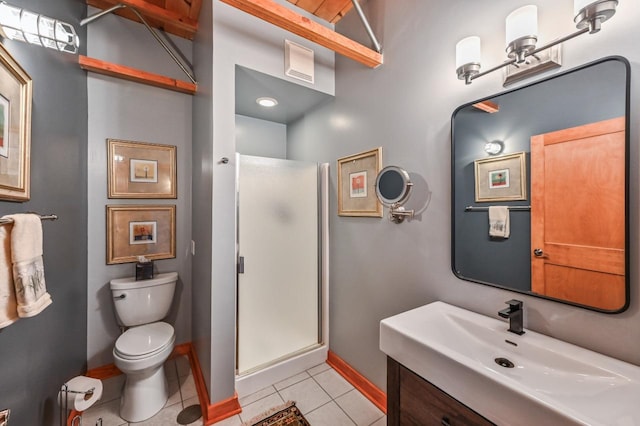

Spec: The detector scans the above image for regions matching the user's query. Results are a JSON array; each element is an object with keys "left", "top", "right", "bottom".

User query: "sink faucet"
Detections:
[{"left": 498, "top": 299, "right": 525, "bottom": 335}]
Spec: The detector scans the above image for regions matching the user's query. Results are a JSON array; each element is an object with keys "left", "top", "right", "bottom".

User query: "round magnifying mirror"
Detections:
[{"left": 375, "top": 166, "right": 412, "bottom": 206}]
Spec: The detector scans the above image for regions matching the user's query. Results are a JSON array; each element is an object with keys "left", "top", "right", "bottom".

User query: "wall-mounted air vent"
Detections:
[{"left": 285, "top": 40, "right": 315, "bottom": 84}]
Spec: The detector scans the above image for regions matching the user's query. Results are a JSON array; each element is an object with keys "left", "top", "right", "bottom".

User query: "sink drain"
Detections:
[
  {"left": 495, "top": 357, "right": 515, "bottom": 368},
  {"left": 177, "top": 404, "right": 202, "bottom": 425}
]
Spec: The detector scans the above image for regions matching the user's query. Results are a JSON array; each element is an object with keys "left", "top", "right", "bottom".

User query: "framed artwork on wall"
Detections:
[
  {"left": 474, "top": 152, "right": 527, "bottom": 202},
  {"left": 106, "top": 205, "right": 176, "bottom": 264},
  {"left": 337, "top": 147, "right": 383, "bottom": 217},
  {"left": 107, "top": 139, "right": 177, "bottom": 198},
  {"left": 0, "top": 43, "right": 32, "bottom": 201}
]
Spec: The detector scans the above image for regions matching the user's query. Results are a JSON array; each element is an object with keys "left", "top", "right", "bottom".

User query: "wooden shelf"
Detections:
[
  {"left": 220, "top": 0, "right": 383, "bottom": 68},
  {"left": 79, "top": 55, "right": 197, "bottom": 95}
]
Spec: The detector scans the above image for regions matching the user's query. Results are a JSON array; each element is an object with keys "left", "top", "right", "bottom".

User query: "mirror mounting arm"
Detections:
[{"left": 389, "top": 203, "right": 414, "bottom": 224}]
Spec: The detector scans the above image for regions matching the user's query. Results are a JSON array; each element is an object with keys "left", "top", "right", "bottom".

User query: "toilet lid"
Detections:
[{"left": 115, "top": 322, "right": 174, "bottom": 358}]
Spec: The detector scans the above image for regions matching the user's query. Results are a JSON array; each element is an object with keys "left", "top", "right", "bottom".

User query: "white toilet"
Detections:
[{"left": 110, "top": 271, "right": 178, "bottom": 422}]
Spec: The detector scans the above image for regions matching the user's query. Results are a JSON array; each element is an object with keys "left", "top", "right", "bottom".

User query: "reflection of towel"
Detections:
[
  {"left": 489, "top": 206, "right": 510, "bottom": 238},
  {"left": 3, "top": 214, "right": 52, "bottom": 318},
  {"left": 0, "top": 224, "right": 18, "bottom": 328}
]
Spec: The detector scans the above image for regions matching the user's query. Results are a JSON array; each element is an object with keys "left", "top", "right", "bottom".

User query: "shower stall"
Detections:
[{"left": 235, "top": 154, "right": 329, "bottom": 395}]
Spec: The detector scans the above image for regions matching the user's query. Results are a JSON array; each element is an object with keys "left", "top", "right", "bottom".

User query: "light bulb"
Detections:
[
  {"left": 506, "top": 5, "right": 538, "bottom": 46},
  {"left": 455, "top": 36, "right": 481, "bottom": 69},
  {"left": 256, "top": 97, "right": 278, "bottom": 107}
]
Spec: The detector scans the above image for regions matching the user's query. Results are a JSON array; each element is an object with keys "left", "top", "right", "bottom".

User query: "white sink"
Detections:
[{"left": 380, "top": 301, "right": 640, "bottom": 426}]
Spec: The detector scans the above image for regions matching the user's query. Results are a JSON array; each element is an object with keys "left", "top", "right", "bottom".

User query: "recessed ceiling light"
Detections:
[{"left": 256, "top": 97, "right": 278, "bottom": 107}]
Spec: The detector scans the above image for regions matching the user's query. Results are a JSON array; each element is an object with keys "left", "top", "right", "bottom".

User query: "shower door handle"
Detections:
[{"left": 238, "top": 256, "right": 245, "bottom": 274}]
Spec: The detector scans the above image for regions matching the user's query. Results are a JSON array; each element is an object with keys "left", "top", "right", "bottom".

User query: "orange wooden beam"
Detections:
[
  {"left": 472, "top": 100, "right": 500, "bottom": 113},
  {"left": 87, "top": 0, "right": 198, "bottom": 37},
  {"left": 220, "top": 0, "right": 383, "bottom": 68},
  {"left": 79, "top": 55, "right": 197, "bottom": 95}
]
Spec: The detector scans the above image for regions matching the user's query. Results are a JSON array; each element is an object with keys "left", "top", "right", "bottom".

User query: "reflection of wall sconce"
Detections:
[
  {"left": 456, "top": 1, "right": 618, "bottom": 85},
  {"left": 0, "top": 1, "right": 79, "bottom": 53},
  {"left": 484, "top": 141, "right": 504, "bottom": 155}
]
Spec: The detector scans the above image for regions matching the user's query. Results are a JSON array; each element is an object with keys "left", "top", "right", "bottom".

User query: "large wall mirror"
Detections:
[{"left": 451, "top": 56, "right": 630, "bottom": 313}]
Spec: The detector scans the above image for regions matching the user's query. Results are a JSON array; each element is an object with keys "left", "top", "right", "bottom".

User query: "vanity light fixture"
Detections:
[
  {"left": 456, "top": 0, "right": 618, "bottom": 85},
  {"left": 0, "top": 1, "right": 79, "bottom": 53},
  {"left": 256, "top": 97, "right": 278, "bottom": 107}
]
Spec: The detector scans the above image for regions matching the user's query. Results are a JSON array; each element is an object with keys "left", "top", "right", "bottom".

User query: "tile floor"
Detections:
[{"left": 79, "top": 356, "right": 386, "bottom": 426}]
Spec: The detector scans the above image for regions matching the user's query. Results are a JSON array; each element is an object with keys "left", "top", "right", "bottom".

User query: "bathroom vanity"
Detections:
[
  {"left": 380, "top": 301, "right": 640, "bottom": 426},
  {"left": 387, "top": 356, "right": 492, "bottom": 425}
]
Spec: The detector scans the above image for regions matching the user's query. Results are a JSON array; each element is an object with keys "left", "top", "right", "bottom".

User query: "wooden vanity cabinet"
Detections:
[{"left": 387, "top": 357, "right": 495, "bottom": 426}]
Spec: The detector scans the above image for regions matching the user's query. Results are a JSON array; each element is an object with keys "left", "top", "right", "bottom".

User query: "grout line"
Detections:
[
  {"left": 172, "top": 359, "right": 186, "bottom": 408},
  {"left": 309, "top": 368, "right": 353, "bottom": 400},
  {"left": 332, "top": 389, "right": 361, "bottom": 426}
]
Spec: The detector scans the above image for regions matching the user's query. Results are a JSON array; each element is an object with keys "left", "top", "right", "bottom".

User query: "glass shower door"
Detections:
[{"left": 237, "top": 155, "right": 319, "bottom": 375}]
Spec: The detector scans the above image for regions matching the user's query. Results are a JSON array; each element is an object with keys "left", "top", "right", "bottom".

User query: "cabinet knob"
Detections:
[
  {"left": 533, "top": 248, "right": 544, "bottom": 257},
  {"left": 441, "top": 416, "right": 451, "bottom": 426}
]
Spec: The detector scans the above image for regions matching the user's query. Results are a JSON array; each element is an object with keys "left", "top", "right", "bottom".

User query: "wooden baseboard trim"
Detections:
[
  {"left": 327, "top": 350, "right": 387, "bottom": 414},
  {"left": 182, "top": 343, "right": 241, "bottom": 425},
  {"left": 85, "top": 363, "right": 121, "bottom": 380},
  {"left": 76, "top": 342, "right": 241, "bottom": 425}
]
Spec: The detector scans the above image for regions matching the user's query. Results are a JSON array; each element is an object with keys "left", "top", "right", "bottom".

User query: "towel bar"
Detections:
[
  {"left": 465, "top": 206, "right": 531, "bottom": 212},
  {"left": 0, "top": 214, "right": 58, "bottom": 225}
]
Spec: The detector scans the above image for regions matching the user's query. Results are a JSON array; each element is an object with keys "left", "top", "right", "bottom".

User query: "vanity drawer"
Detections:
[{"left": 388, "top": 357, "right": 494, "bottom": 426}]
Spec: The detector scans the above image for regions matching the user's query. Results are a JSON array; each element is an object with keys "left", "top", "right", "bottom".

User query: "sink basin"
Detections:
[{"left": 380, "top": 301, "right": 640, "bottom": 425}]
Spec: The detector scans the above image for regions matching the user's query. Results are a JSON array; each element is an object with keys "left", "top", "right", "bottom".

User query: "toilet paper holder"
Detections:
[
  {"left": 59, "top": 378, "right": 102, "bottom": 426},
  {"left": 59, "top": 383, "right": 90, "bottom": 426}
]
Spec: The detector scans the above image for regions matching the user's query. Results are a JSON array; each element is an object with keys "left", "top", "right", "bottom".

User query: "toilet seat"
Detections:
[{"left": 115, "top": 322, "right": 175, "bottom": 360}]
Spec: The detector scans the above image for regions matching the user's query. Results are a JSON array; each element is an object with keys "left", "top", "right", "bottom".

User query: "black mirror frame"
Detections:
[{"left": 450, "top": 56, "right": 631, "bottom": 314}]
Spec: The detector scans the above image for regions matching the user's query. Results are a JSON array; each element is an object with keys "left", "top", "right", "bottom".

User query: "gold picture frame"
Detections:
[
  {"left": 107, "top": 139, "right": 177, "bottom": 198},
  {"left": 0, "top": 43, "right": 32, "bottom": 201},
  {"left": 106, "top": 205, "right": 176, "bottom": 264},
  {"left": 474, "top": 152, "right": 527, "bottom": 202},
  {"left": 337, "top": 147, "right": 383, "bottom": 217}
]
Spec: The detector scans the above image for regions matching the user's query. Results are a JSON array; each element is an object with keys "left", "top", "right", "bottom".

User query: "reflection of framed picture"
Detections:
[
  {"left": 337, "top": 147, "right": 382, "bottom": 217},
  {"left": 0, "top": 43, "right": 32, "bottom": 201},
  {"left": 474, "top": 152, "right": 527, "bottom": 202},
  {"left": 106, "top": 205, "right": 175, "bottom": 264},
  {"left": 108, "top": 139, "right": 176, "bottom": 198}
]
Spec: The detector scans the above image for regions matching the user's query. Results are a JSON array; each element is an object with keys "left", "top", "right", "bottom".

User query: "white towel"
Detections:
[
  {"left": 0, "top": 224, "right": 18, "bottom": 328},
  {"left": 489, "top": 206, "right": 510, "bottom": 238},
  {"left": 3, "top": 214, "right": 52, "bottom": 318}
]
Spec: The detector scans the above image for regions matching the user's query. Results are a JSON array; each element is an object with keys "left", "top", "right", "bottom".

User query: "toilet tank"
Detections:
[{"left": 110, "top": 272, "right": 178, "bottom": 327}]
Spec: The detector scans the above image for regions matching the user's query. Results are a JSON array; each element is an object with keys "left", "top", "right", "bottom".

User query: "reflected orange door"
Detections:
[{"left": 530, "top": 117, "right": 625, "bottom": 311}]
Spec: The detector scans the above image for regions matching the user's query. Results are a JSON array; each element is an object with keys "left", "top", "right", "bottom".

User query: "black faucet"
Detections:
[{"left": 498, "top": 299, "right": 525, "bottom": 335}]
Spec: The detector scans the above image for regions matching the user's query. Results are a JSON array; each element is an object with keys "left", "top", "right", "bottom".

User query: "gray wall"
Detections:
[
  {"left": 0, "top": 1, "right": 88, "bottom": 424},
  {"left": 86, "top": 7, "right": 193, "bottom": 368},
  {"left": 193, "top": 0, "right": 335, "bottom": 402},
  {"left": 236, "top": 115, "right": 287, "bottom": 159},
  {"left": 453, "top": 58, "right": 627, "bottom": 293},
  {"left": 287, "top": 0, "right": 640, "bottom": 390},
  {"left": 192, "top": 0, "right": 214, "bottom": 396}
]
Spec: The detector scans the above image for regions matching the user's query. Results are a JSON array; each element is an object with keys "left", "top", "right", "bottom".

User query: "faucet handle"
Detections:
[{"left": 505, "top": 299, "right": 523, "bottom": 310}]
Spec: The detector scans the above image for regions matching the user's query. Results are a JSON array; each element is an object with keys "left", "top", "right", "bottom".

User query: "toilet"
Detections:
[{"left": 110, "top": 272, "right": 178, "bottom": 422}]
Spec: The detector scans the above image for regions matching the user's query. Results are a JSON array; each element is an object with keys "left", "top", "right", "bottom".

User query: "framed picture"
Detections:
[
  {"left": 107, "top": 139, "right": 177, "bottom": 198},
  {"left": 0, "top": 43, "right": 32, "bottom": 201},
  {"left": 474, "top": 152, "right": 527, "bottom": 202},
  {"left": 106, "top": 205, "right": 176, "bottom": 264},
  {"left": 337, "top": 148, "right": 383, "bottom": 217}
]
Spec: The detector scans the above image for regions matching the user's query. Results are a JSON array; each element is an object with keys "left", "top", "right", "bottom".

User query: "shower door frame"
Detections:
[{"left": 235, "top": 155, "right": 326, "bottom": 377}]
